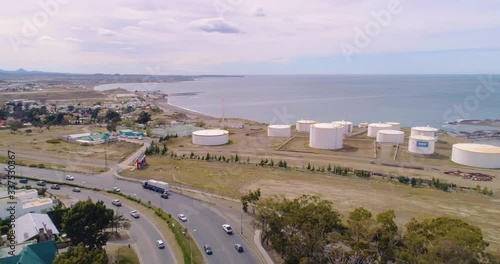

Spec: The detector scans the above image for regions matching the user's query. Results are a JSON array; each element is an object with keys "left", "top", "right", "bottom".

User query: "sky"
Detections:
[{"left": 1, "top": 0, "right": 500, "bottom": 74}]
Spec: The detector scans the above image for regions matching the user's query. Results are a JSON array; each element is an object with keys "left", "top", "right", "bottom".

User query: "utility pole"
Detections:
[{"left": 240, "top": 210, "right": 243, "bottom": 235}]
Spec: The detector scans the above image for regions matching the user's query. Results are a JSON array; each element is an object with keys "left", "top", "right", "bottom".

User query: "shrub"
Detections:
[
  {"left": 46, "top": 139, "right": 61, "bottom": 144},
  {"left": 0, "top": 226, "right": 9, "bottom": 235},
  {"left": 25, "top": 129, "right": 32, "bottom": 133},
  {"left": 80, "top": 142, "right": 91, "bottom": 146},
  {"left": 29, "top": 164, "right": 38, "bottom": 168},
  {"left": 38, "top": 164, "right": 45, "bottom": 168}
]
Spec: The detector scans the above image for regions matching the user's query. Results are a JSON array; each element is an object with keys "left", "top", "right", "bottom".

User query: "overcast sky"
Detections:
[{"left": 1, "top": 0, "right": 500, "bottom": 74}]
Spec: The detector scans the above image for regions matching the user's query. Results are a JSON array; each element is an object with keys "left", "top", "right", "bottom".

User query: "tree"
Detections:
[
  {"left": 254, "top": 195, "right": 344, "bottom": 264},
  {"left": 375, "top": 210, "right": 399, "bottom": 263},
  {"left": 397, "top": 217, "right": 490, "bottom": 263},
  {"left": 106, "top": 122, "right": 117, "bottom": 133},
  {"left": 110, "top": 213, "right": 131, "bottom": 234},
  {"left": 105, "top": 110, "right": 121, "bottom": 123},
  {"left": 53, "top": 243, "right": 108, "bottom": 264},
  {"left": 62, "top": 198, "right": 114, "bottom": 248},
  {"left": 137, "top": 111, "right": 151, "bottom": 124},
  {"left": 6, "top": 120, "right": 23, "bottom": 132},
  {"left": 195, "top": 120, "right": 206, "bottom": 127}
]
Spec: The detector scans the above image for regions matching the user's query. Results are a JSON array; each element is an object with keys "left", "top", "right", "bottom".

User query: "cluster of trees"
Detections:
[
  {"left": 253, "top": 195, "right": 499, "bottom": 264},
  {"left": 104, "top": 109, "right": 121, "bottom": 132},
  {"left": 258, "top": 159, "right": 288, "bottom": 168},
  {"left": 145, "top": 141, "right": 168, "bottom": 156},
  {"left": 240, "top": 188, "right": 261, "bottom": 213},
  {"left": 49, "top": 198, "right": 130, "bottom": 264},
  {"left": 474, "top": 185, "right": 494, "bottom": 196},
  {"left": 306, "top": 163, "right": 351, "bottom": 176},
  {"left": 159, "top": 133, "right": 178, "bottom": 142}
]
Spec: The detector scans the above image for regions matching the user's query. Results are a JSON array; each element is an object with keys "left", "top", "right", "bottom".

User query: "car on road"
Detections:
[
  {"left": 130, "top": 210, "right": 140, "bottom": 218},
  {"left": 112, "top": 199, "right": 122, "bottom": 206},
  {"left": 112, "top": 187, "right": 121, "bottom": 192},
  {"left": 72, "top": 187, "right": 81, "bottom": 192},
  {"left": 177, "top": 214, "right": 187, "bottom": 222},
  {"left": 156, "top": 240, "right": 165, "bottom": 249},
  {"left": 203, "top": 244, "right": 213, "bottom": 255},
  {"left": 65, "top": 175, "right": 74, "bottom": 181},
  {"left": 50, "top": 184, "right": 60, "bottom": 190},
  {"left": 4, "top": 166, "right": 9, "bottom": 171},
  {"left": 160, "top": 192, "right": 169, "bottom": 199},
  {"left": 234, "top": 244, "right": 244, "bottom": 252},
  {"left": 19, "top": 179, "right": 28, "bottom": 184},
  {"left": 36, "top": 181, "right": 46, "bottom": 186},
  {"left": 222, "top": 224, "right": 233, "bottom": 235}
]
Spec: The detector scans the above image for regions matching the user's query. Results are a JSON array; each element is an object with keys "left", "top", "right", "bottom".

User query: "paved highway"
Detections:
[
  {"left": 7, "top": 165, "right": 259, "bottom": 264},
  {"left": 23, "top": 182, "right": 177, "bottom": 264}
]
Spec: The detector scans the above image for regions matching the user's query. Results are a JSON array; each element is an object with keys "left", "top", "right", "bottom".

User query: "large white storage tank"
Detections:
[
  {"left": 377, "top": 130, "right": 404, "bottom": 144},
  {"left": 367, "top": 123, "right": 392, "bottom": 137},
  {"left": 451, "top": 143, "right": 500, "bottom": 169},
  {"left": 384, "top": 122, "right": 401, "bottom": 131},
  {"left": 411, "top": 126, "right": 439, "bottom": 141},
  {"left": 332, "top": 121, "right": 353, "bottom": 134},
  {"left": 309, "top": 123, "right": 344, "bottom": 150},
  {"left": 268, "top": 125, "right": 292, "bottom": 137},
  {"left": 408, "top": 135, "right": 435, "bottom": 154},
  {"left": 192, "top": 129, "right": 229, "bottom": 146},
  {"left": 296, "top": 120, "right": 317, "bottom": 133}
]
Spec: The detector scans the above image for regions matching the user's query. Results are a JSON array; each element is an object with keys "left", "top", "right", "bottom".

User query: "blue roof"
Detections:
[{"left": 0, "top": 241, "right": 57, "bottom": 264}]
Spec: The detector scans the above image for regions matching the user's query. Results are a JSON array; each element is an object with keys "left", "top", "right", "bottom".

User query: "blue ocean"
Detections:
[{"left": 96, "top": 75, "right": 500, "bottom": 130}]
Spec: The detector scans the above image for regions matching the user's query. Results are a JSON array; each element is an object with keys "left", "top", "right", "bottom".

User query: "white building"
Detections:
[
  {"left": 408, "top": 135, "right": 435, "bottom": 155},
  {"left": 309, "top": 123, "right": 344, "bottom": 150},
  {"left": 332, "top": 121, "right": 353, "bottom": 134},
  {"left": 0, "top": 188, "right": 54, "bottom": 220},
  {"left": 268, "top": 125, "right": 292, "bottom": 137},
  {"left": 411, "top": 126, "right": 439, "bottom": 141},
  {"left": 377, "top": 130, "right": 404, "bottom": 144},
  {"left": 451, "top": 143, "right": 500, "bottom": 169},
  {"left": 15, "top": 213, "right": 59, "bottom": 244},
  {"left": 192, "top": 129, "right": 229, "bottom": 146},
  {"left": 296, "top": 120, "right": 317, "bottom": 133},
  {"left": 367, "top": 123, "right": 392, "bottom": 137}
]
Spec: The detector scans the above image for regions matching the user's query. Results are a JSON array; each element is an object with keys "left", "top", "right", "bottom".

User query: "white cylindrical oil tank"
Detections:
[
  {"left": 384, "top": 122, "right": 401, "bottom": 131},
  {"left": 376, "top": 130, "right": 404, "bottom": 144},
  {"left": 309, "top": 123, "right": 344, "bottom": 150},
  {"left": 411, "top": 126, "right": 439, "bottom": 141},
  {"left": 367, "top": 123, "right": 392, "bottom": 137},
  {"left": 192, "top": 129, "right": 229, "bottom": 146},
  {"left": 408, "top": 135, "right": 435, "bottom": 154},
  {"left": 332, "top": 121, "right": 353, "bottom": 134},
  {"left": 268, "top": 125, "right": 292, "bottom": 137},
  {"left": 451, "top": 143, "right": 500, "bottom": 169},
  {"left": 296, "top": 120, "right": 317, "bottom": 133}
]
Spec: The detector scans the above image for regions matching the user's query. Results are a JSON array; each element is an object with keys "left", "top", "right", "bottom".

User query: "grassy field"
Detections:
[
  {"left": 0, "top": 126, "right": 141, "bottom": 169},
  {"left": 123, "top": 157, "right": 500, "bottom": 252},
  {"left": 105, "top": 245, "right": 140, "bottom": 264},
  {"left": 0, "top": 88, "right": 107, "bottom": 103}
]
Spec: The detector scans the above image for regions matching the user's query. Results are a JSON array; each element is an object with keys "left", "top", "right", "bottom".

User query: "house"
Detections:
[
  {"left": 15, "top": 213, "right": 59, "bottom": 244},
  {"left": 0, "top": 188, "right": 54, "bottom": 220},
  {"left": 0, "top": 240, "right": 57, "bottom": 264},
  {"left": 135, "top": 154, "right": 147, "bottom": 170}
]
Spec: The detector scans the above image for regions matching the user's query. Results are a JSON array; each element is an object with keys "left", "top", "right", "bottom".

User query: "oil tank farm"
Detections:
[
  {"left": 332, "top": 121, "right": 353, "bottom": 134},
  {"left": 408, "top": 135, "right": 435, "bottom": 154},
  {"left": 268, "top": 125, "right": 292, "bottom": 137},
  {"left": 376, "top": 130, "right": 404, "bottom": 144},
  {"left": 367, "top": 123, "right": 392, "bottom": 137},
  {"left": 192, "top": 129, "right": 229, "bottom": 146},
  {"left": 451, "top": 143, "right": 500, "bottom": 168},
  {"left": 384, "top": 122, "right": 401, "bottom": 130},
  {"left": 296, "top": 120, "right": 317, "bottom": 133},
  {"left": 411, "top": 126, "right": 439, "bottom": 140},
  {"left": 309, "top": 123, "right": 344, "bottom": 150}
]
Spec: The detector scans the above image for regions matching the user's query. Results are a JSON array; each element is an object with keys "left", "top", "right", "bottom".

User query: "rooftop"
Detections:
[
  {"left": 193, "top": 129, "right": 229, "bottom": 136},
  {"left": 453, "top": 143, "right": 500, "bottom": 154},
  {"left": 15, "top": 213, "right": 59, "bottom": 244}
]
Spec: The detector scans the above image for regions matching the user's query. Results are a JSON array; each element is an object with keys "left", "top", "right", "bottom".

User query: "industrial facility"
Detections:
[
  {"left": 367, "top": 123, "right": 392, "bottom": 137},
  {"left": 309, "top": 123, "right": 344, "bottom": 150},
  {"left": 451, "top": 143, "right": 500, "bottom": 169},
  {"left": 376, "top": 130, "right": 404, "bottom": 144},
  {"left": 192, "top": 129, "right": 229, "bottom": 146},
  {"left": 411, "top": 126, "right": 439, "bottom": 140},
  {"left": 296, "top": 120, "right": 317, "bottom": 133},
  {"left": 268, "top": 125, "right": 292, "bottom": 137},
  {"left": 408, "top": 135, "right": 435, "bottom": 154},
  {"left": 384, "top": 122, "right": 401, "bottom": 130},
  {"left": 332, "top": 121, "right": 353, "bottom": 134}
]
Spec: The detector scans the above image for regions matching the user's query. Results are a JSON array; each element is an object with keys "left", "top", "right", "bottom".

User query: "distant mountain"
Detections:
[{"left": 0, "top": 68, "right": 67, "bottom": 75}]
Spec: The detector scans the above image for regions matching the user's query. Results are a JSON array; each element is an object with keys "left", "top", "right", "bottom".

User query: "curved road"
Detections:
[
  {"left": 7, "top": 165, "right": 259, "bottom": 264},
  {"left": 26, "top": 183, "right": 177, "bottom": 264}
]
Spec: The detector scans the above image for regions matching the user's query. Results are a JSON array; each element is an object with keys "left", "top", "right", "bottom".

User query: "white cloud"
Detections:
[
  {"left": 138, "top": 20, "right": 156, "bottom": 27},
  {"left": 189, "top": 18, "right": 241, "bottom": 34},
  {"left": 270, "top": 57, "right": 292, "bottom": 64},
  {"left": 251, "top": 7, "right": 266, "bottom": 17},
  {"left": 37, "top": 36, "right": 55, "bottom": 41},
  {"left": 97, "top": 28, "right": 118, "bottom": 37},
  {"left": 64, "top": 37, "right": 83, "bottom": 42}
]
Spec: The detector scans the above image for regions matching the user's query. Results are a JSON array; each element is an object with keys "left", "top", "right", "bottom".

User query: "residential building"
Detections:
[
  {"left": 0, "top": 187, "right": 54, "bottom": 219},
  {"left": 0, "top": 240, "right": 57, "bottom": 264}
]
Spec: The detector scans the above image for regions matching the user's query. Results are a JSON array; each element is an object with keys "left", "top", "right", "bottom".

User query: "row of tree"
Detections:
[
  {"left": 258, "top": 159, "right": 288, "bottom": 168},
  {"left": 253, "top": 195, "right": 499, "bottom": 264}
]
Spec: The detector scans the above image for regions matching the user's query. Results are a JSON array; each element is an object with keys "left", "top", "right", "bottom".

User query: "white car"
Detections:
[
  {"left": 65, "top": 175, "right": 74, "bottom": 181},
  {"left": 112, "top": 199, "right": 122, "bottom": 206},
  {"left": 178, "top": 214, "right": 187, "bottom": 222},
  {"left": 222, "top": 224, "right": 233, "bottom": 234},
  {"left": 130, "top": 210, "right": 140, "bottom": 218},
  {"left": 112, "top": 187, "right": 121, "bottom": 192},
  {"left": 156, "top": 240, "right": 165, "bottom": 249}
]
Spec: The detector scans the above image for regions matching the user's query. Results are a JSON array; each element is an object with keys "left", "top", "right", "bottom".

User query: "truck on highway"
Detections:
[{"left": 142, "top": 180, "right": 170, "bottom": 195}]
